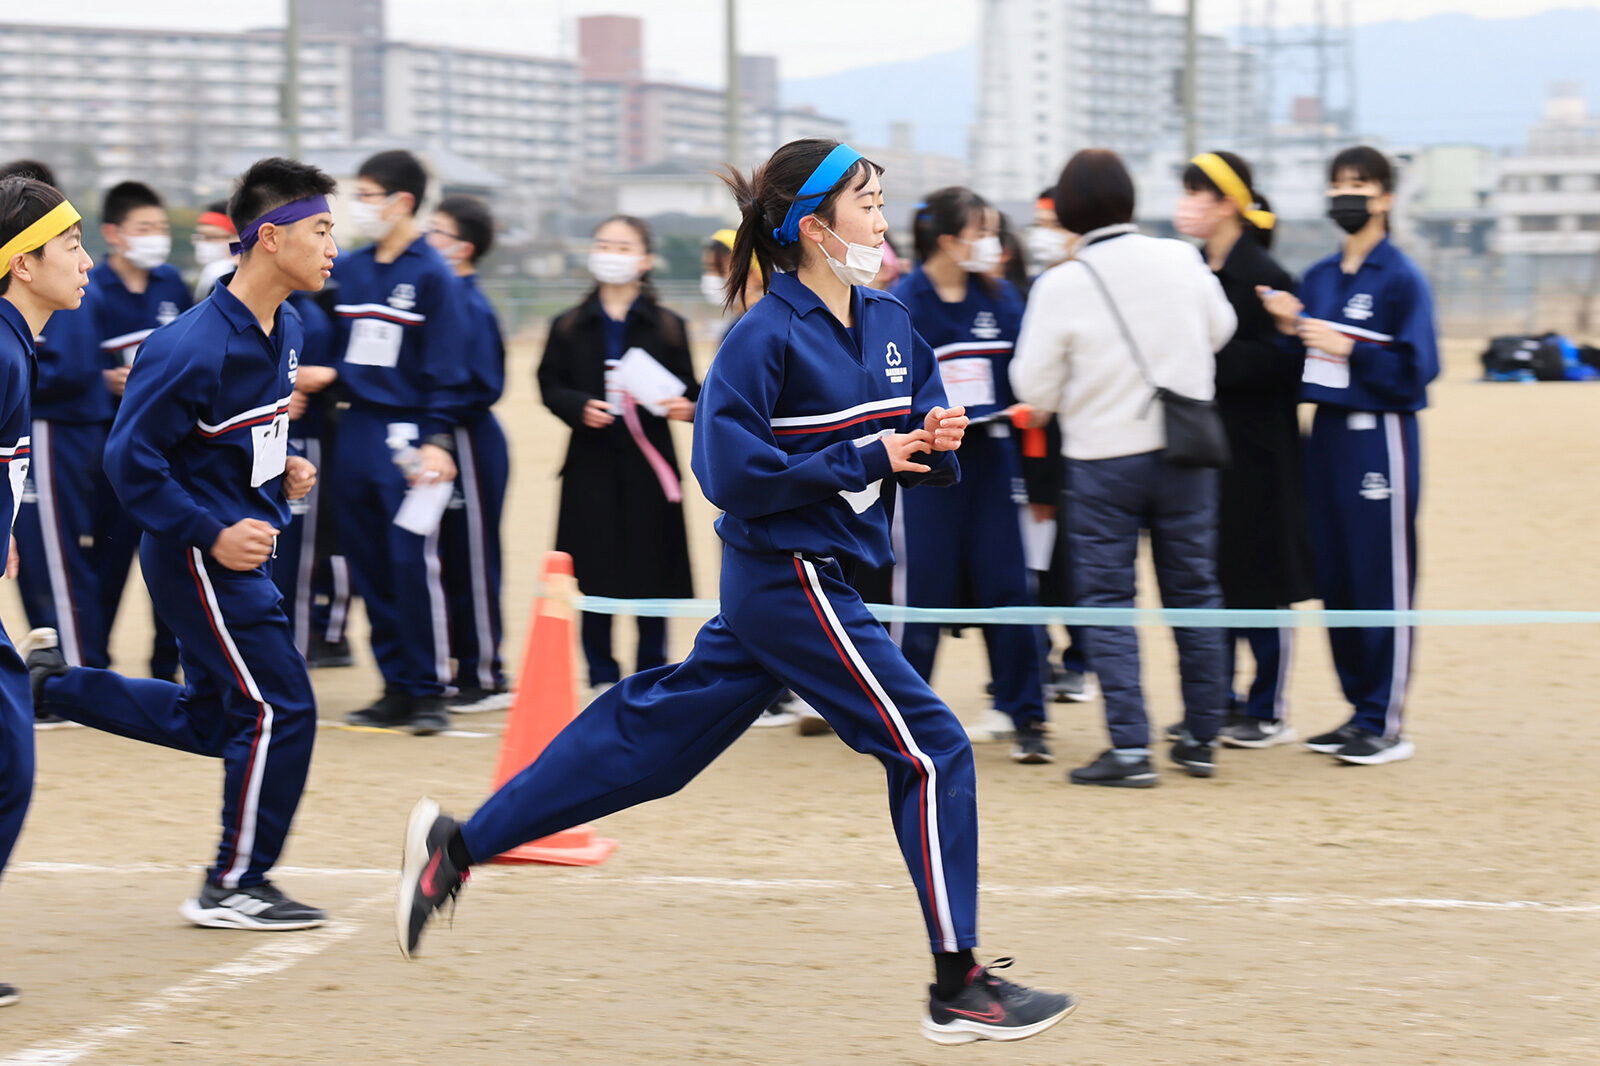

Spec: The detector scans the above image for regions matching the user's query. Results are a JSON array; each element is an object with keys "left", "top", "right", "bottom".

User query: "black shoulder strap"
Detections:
[{"left": 1076, "top": 255, "right": 1157, "bottom": 391}]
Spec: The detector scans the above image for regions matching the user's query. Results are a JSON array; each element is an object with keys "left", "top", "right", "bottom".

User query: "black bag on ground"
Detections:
[
  {"left": 1077, "top": 258, "right": 1230, "bottom": 468},
  {"left": 1480, "top": 334, "right": 1565, "bottom": 381}
]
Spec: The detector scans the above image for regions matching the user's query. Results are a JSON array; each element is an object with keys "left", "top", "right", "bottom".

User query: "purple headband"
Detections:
[{"left": 230, "top": 195, "right": 331, "bottom": 255}]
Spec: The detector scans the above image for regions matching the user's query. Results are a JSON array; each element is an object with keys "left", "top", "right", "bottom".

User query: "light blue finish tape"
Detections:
[{"left": 571, "top": 596, "right": 1600, "bottom": 628}]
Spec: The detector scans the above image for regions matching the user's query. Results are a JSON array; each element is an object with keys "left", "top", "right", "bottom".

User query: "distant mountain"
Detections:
[{"left": 781, "top": 8, "right": 1600, "bottom": 157}]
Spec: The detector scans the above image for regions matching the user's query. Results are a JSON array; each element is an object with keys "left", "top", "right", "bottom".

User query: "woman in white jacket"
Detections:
[{"left": 1011, "top": 149, "right": 1237, "bottom": 788}]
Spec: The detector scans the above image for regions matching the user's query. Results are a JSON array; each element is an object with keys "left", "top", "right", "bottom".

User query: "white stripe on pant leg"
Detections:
[
  {"left": 1383, "top": 414, "right": 1411, "bottom": 740},
  {"left": 191, "top": 548, "right": 276, "bottom": 890},
  {"left": 800, "top": 558, "right": 956, "bottom": 951},
  {"left": 292, "top": 439, "right": 320, "bottom": 657},
  {"left": 1274, "top": 625, "right": 1293, "bottom": 721},
  {"left": 455, "top": 426, "right": 496, "bottom": 691},
  {"left": 32, "top": 420, "right": 82, "bottom": 666},
  {"left": 888, "top": 500, "right": 908, "bottom": 647},
  {"left": 325, "top": 556, "right": 349, "bottom": 644},
  {"left": 422, "top": 527, "right": 452, "bottom": 689}
]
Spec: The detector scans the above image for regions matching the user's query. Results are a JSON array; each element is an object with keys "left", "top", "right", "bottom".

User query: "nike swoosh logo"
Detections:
[
  {"left": 947, "top": 1003, "right": 1006, "bottom": 1024},
  {"left": 419, "top": 849, "right": 443, "bottom": 898}
]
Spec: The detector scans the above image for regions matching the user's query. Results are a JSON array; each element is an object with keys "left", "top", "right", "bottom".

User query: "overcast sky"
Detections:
[{"left": 17, "top": 1, "right": 1597, "bottom": 81}]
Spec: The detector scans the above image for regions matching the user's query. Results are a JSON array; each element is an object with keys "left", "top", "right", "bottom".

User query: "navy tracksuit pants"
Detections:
[
  {"left": 442, "top": 414, "right": 508, "bottom": 692},
  {"left": 1304, "top": 407, "right": 1420, "bottom": 738},
  {"left": 330, "top": 408, "right": 452, "bottom": 698},
  {"left": 1226, "top": 626, "right": 1293, "bottom": 720},
  {"left": 273, "top": 435, "right": 351, "bottom": 657},
  {"left": 461, "top": 546, "right": 979, "bottom": 954},
  {"left": 1066, "top": 452, "right": 1227, "bottom": 748},
  {"left": 36, "top": 537, "right": 317, "bottom": 888},
  {"left": 97, "top": 489, "right": 181, "bottom": 679},
  {"left": 892, "top": 432, "right": 1045, "bottom": 727},
  {"left": 0, "top": 639, "right": 32, "bottom": 880},
  {"left": 14, "top": 420, "right": 110, "bottom": 668}
]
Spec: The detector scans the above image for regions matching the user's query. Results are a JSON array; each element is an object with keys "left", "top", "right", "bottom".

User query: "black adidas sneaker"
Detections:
[
  {"left": 179, "top": 879, "right": 327, "bottom": 930},
  {"left": 396, "top": 797, "right": 469, "bottom": 958},
  {"left": 923, "top": 958, "right": 1077, "bottom": 1045}
]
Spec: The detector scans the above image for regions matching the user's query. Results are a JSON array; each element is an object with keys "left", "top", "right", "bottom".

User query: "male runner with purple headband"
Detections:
[{"left": 25, "top": 158, "right": 338, "bottom": 930}]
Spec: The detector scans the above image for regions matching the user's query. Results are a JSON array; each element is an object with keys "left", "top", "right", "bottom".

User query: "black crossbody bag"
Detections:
[{"left": 1076, "top": 256, "right": 1230, "bottom": 469}]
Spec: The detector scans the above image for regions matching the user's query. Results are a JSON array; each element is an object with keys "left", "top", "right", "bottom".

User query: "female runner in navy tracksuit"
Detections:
[
  {"left": 397, "top": 139, "right": 1074, "bottom": 1046},
  {"left": 889, "top": 187, "right": 1049, "bottom": 764}
]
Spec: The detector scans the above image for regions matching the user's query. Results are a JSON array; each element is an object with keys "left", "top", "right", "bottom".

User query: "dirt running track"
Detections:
[{"left": 1, "top": 339, "right": 1596, "bottom": 1065}]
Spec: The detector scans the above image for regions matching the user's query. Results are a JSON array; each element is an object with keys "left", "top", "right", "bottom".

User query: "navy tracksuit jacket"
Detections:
[
  {"left": 36, "top": 283, "right": 317, "bottom": 889},
  {"left": 461, "top": 272, "right": 981, "bottom": 953},
  {"left": 1290, "top": 237, "right": 1438, "bottom": 737},
  {"left": 887, "top": 268, "right": 1044, "bottom": 727},
  {"left": 328, "top": 237, "right": 469, "bottom": 699},
  {"left": 0, "top": 300, "right": 37, "bottom": 881}
]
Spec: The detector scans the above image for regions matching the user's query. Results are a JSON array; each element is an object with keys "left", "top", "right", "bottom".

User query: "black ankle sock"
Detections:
[
  {"left": 445, "top": 828, "right": 473, "bottom": 871},
  {"left": 933, "top": 949, "right": 978, "bottom": 999}
]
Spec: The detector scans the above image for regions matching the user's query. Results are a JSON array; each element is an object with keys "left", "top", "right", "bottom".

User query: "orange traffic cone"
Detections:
[{"left": 487, "top": 551, "right": 617, "bottom": 866}]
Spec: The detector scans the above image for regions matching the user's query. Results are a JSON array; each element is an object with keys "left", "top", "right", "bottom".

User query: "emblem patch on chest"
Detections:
[
  {"left": 389, "top": 283, "right": 417, "bottom": 311},
  {"left": 972, "top": 310, "right": 1000, "bottom": 340},
  {"left": 884, "top": 341, "right": 908, "bottom": 384},
  {"left": 1343, "top": 293, "right": 1374, "bottom": 321}
]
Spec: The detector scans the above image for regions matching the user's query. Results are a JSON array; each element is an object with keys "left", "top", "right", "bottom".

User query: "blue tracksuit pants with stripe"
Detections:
[
  {"left": 460, "top": 545, "right": 979, "bottom": 953},
  {"left": 14, "top": 420, "right": 110, "bottom": 668},
  {"left": 273, "top": 435, "right": 351, "bottom": 656},
  {"left": 442, "top": 414, "right": 508, "bottom": 692},
  {"left": 0, "top": 641, "right": 31, "bottom": 878},
  {"left": 35, "top": 537, "right": 317, "bottom": 888},
  {"left": 330, "top": 407, "right": 452, "bottom": 698},
  {"left": 1304, "top": 407, "right": 1420, "bottom": 738},
  {"left": 1227, "top": 627, "right": 1293, "bottom": 720}
]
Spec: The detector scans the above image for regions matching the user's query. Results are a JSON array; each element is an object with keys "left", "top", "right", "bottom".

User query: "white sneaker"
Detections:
[
  {"left": 965, "top": 707, "right": 1016, "bottom": 743},
  {"left": 448, "top": 688, "right": 513, "bottom": 714},
  {"left": 751, "top": 706, "right": 799, "bottom": 728}
]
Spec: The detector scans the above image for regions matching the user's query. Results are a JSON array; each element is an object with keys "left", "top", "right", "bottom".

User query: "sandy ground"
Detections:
[{"left": 1, "top": 338, "right": 1597, "bottom": 1065}]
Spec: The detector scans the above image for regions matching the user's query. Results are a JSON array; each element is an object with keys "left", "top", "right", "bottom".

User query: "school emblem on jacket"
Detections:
[
  {"left": 389, "top": 283, "right": 418, "bottom": 311},
  {"left": 1343, "top": 293, "right": 1374, "bottom": 321},
  {"left": 884, "top": 341, "right": 908, "bottom": 384},
  {"left": 1359, "top": 471, "right": 1391, "bottom": 501},
  {"left": 157, "top": 300, "right": 180, "bottom": 325},
  {"left": 972, "top": 311, "right": 1000, "bottom": 340}
]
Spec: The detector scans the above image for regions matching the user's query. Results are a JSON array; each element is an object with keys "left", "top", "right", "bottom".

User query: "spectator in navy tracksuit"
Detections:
[
  {"left": 89, "top": 182, "right": 190, "bottom": 681},
  {"left": 425, "top": 195, "right": 510, "bottom": 712},
  {"left": 397, "top": 140, "right": 1074, "bottom": 1047},
  {"left": 0, "top": 174, "right": 91, "bottom": 1008},
  {"left": 28, "top": 158, "right": 339, "bottom": 931},
  {"left": 889, "top": 187, "right": 1050, "bottom": 764},
  {"left": 1012, "top": 149, "right": 1237, "bottom": 789},
  {"left": 1259, "top": 145, "right": 1438, "bottom": 766},
  {"left": 329, "top": 150, "right": 468, "bottom": 736},
  {"left": 1172, "top": 152, "right": 1314, "bottom": 750}
]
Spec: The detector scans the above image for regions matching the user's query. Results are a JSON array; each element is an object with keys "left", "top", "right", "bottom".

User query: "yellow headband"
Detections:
[
  {"left": 0, "top": 200, "right": 82, "bottom": 275},
  {"left": 708, "top": 227, "right": 763, "bottom": 281},
  {"left": 1191, "top": 154, "right": 1275, "bottom": 231}
]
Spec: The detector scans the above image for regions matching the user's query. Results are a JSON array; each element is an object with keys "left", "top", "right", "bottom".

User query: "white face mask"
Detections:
[
  {"left": 192, "top": 239, "right": 232, "bottom": 268},
  {"left": 1025, "top": 226, "right": 1069, "bottom": 269},
  {"left": 700, "top": 273, "right": 727, "bottom": 305},
  {"left": 589, "top": 251, "right": 644, "bottom": 286},
  {"left": 818, "top": 222, "right": 882, "bottom": 287},
  {"left": 958, "top": 234, "right": 1003, "bottom": 274},
  {"left": 122, "top": 233, "right": 170, "bottom": 270},
  {"left": 349, "top": 198, "right": 395, "bottom": 242}
]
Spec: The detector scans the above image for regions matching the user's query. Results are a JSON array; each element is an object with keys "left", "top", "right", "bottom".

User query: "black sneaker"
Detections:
[
  {"left": 449, "top": 686, "right": 512, "bottom": 714},
  {"left": 19, "top": 628, "right": 68, "bottom": 706},
  {"left": 1048, "top": 670, "right": 1099, "bottom": 703},
  {"left": 1162, "top": 720, "right": 1184, "bottom": 740},
  {"left": 1220, "top": 717, "right": 1298, "bottom": 748},
  {"left": 179, "top": 879, "right": 327, "bottom": 930},
  {"left": 1068, "top": 749, "right": 1157, "bottom": 788},
  {"left": 396, "top": 797, "right": 469, "bottom": 959},
  {"left": 0, "top": 981, "right": 17, "bottom": 1008},
  {"left": 923, "top": 958, "right": 1077, "bottom": 1045},
  {"left": 306, "top": 637, "right": 355, "bottom": 669},
  {"left": 1169, "top": 731, "right": 1217, "bottom": 777},
  {"left": 1010, "top": 721, "right": 1055, "bottom": 764},
  {"left": 1333, "top": 730, "right": 1415, "bottom": 765},
  {"left": 345, "top": 687, "right": 409, "bottom": 728},
  {"left": 1304, "top": 722, "right": 1366, "bottom": 754},
  {"left": 406, "top": 696, "right": 452, "bottom": 736}
]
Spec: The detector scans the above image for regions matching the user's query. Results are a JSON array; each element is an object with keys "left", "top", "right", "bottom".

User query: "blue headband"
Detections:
[
  {"left": 230, "top": 194, "right": 331, "bottom": 255},
  {"left": 771, "top": 144, "right": 864, "bottom": 247}
]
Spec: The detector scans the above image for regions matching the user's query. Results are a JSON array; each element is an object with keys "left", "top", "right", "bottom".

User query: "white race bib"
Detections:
[
  {"left": 839, "top": 431, "right": 889, "bottom": 514},
  {"left": 938, "top": 356, "right": 997, "bottom": 409},
  {"left": 345, "top": 318, "right": 404, "bottom": 368},
  {"left": 250, "top": 413, "right": 289, "bottom": 487},
  {"left": 8, "top": 453, "right": 27, "bottom": 525},
  {"left": 1302, "top": 348, "right": 1350, "bottom": 390}
]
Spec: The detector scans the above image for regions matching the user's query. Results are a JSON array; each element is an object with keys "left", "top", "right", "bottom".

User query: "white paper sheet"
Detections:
[
  {"left": 610, "top": 347, "right": 686, "bottom": 417},
  {"left": 393, "top": 480, "right": 454, "bottom": 536},
  {"left": 1020, "top": 508, "right": 1057, "bottom": 572}
]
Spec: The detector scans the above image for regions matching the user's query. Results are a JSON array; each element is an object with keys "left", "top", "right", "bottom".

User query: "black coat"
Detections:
[
  {"left": 537, "top": 291, "right": 701, "bottom": 599},
  {"left": 1213, "top": 237, "right": 1315, "bottom": 609}
]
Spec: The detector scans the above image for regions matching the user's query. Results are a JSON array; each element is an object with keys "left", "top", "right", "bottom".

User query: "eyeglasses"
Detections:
[{"left": 427, "top": 228, "right": 463, "bottom": 242}]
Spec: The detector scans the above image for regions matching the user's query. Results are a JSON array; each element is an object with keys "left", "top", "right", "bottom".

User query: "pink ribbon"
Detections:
[{"left": 619, "top": 394, "right": 682, "bottom": 503}]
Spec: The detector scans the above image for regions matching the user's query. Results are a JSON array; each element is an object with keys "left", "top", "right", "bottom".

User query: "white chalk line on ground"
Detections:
[
  {"left": 11, "top": 862, "right": 1598, "bottom": 916},
  {"left": 0, "top": 890, "right": 387, "bottom": 1066}
]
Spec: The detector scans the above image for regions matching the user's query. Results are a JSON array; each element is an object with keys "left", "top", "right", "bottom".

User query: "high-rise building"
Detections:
[
  {"left": 1494, "top": 83, "right": 1600, "bottom": 283},
  {"left": 301, "top": 0, "right": 387, "bottom": 141}
]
